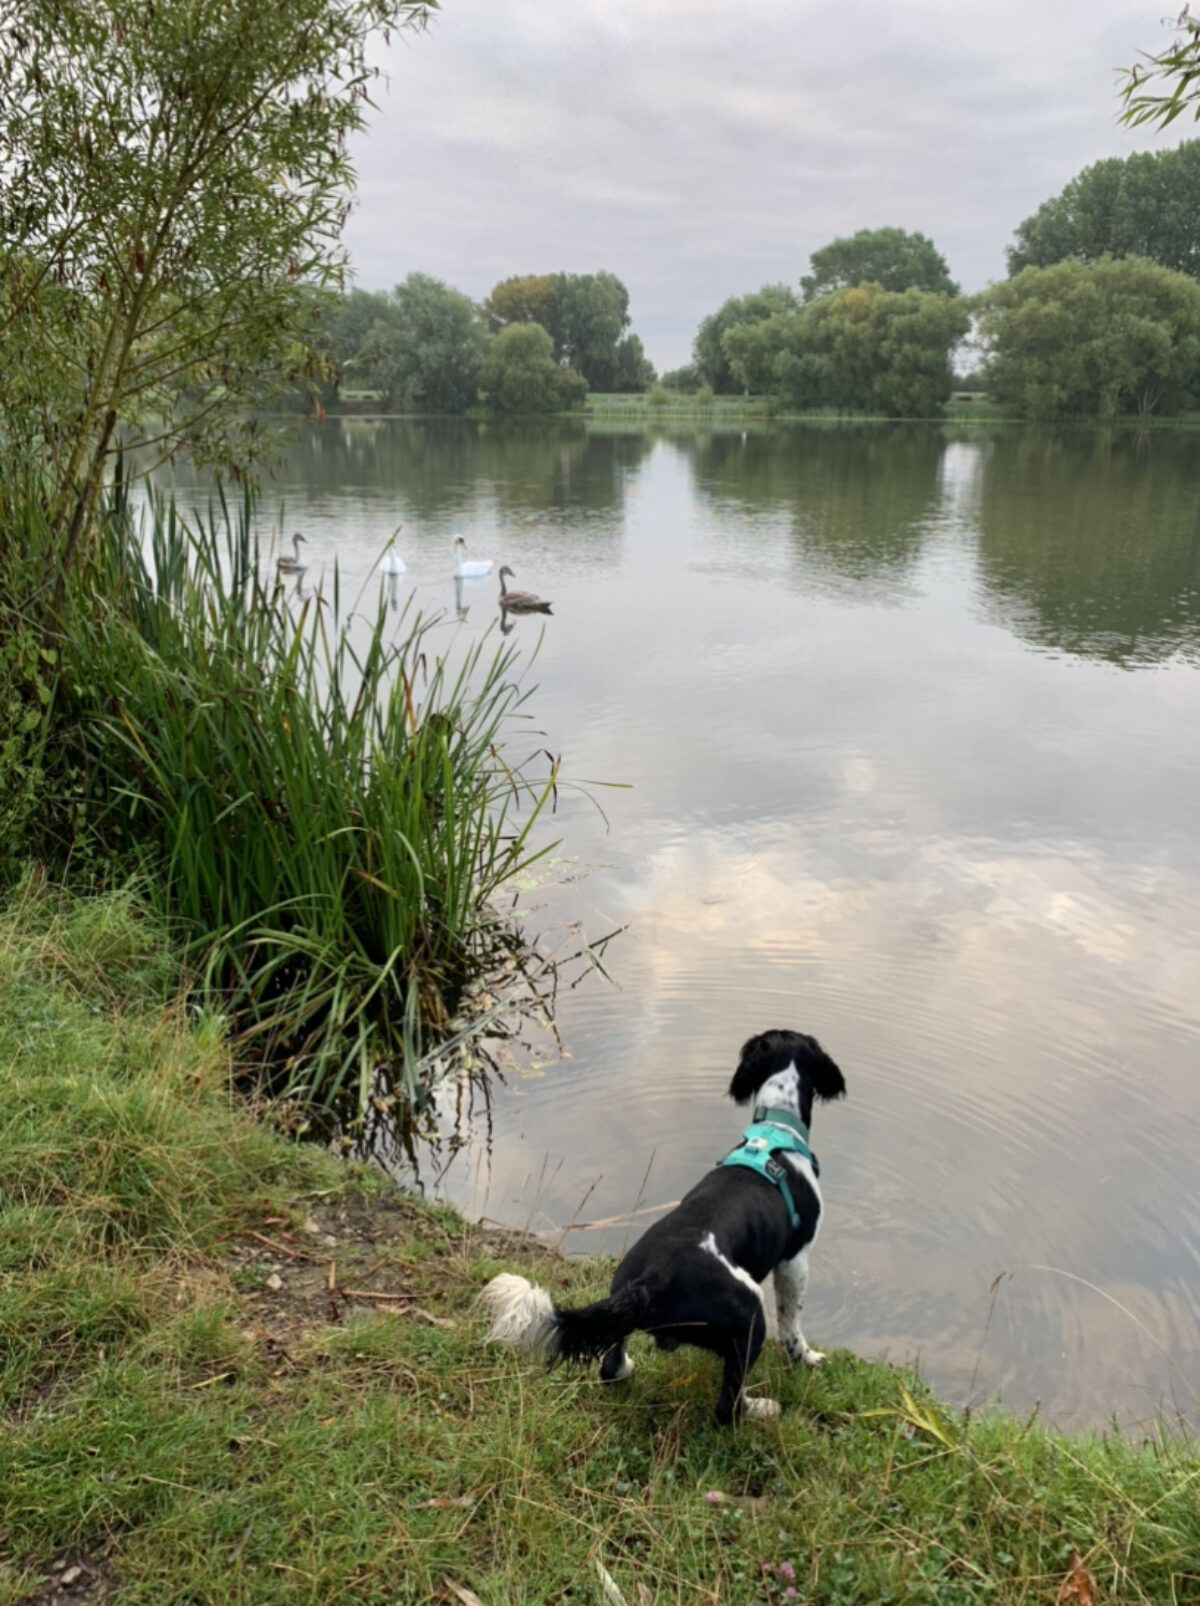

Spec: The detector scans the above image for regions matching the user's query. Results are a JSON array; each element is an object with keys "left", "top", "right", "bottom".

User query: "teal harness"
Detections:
[{"left": 717, "top": 1106, "right": 818, "bottom": 1231}]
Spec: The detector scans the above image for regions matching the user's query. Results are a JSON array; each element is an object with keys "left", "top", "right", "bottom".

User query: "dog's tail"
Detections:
[{"left": 481, "top": 1271, "right": 651, "bottom": 1365}]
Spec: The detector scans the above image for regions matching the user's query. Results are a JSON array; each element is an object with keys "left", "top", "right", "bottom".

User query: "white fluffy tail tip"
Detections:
[{"left": 480, "top": 1272, "right": 559, "bottom": 1362}]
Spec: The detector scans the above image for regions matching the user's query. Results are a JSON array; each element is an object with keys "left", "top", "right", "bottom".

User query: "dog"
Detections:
[{"left": 481, "top": 1028, "right": 846, "bottom": 1424}]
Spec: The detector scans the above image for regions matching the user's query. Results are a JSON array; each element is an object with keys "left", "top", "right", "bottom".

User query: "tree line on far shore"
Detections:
[
  {"left": 327, "top": 140, "right": 1200, "bottom": 423},
  {"left": 322, "top": 270, "right": 654, "bottom": 417},
  {"left": 663, "top": 142, "right": 1200, "bottom": 421}
]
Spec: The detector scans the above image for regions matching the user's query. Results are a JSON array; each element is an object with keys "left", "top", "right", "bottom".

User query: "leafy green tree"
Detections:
[
  {"left": 363, "top": 274, "right": 487, "bottom": 413},
  {"left": 722, "top": 286, "right": 968, "bottom": 416},
  {"left": 554, "top": 272, "right": 632, "bottom": 390},
  {"left": 801, "top": 228, "right": 958, "bottom": 301},
  {"left": 481, "top": 275, "right": 561, "bottom": 344},
  {"left": 693, "top": 284, "right": 799, "bottom": 394},
  {"left": 480, "top": 270, "right": 640, "bottom": 391},
  {"left": 660, "top": 364, "right": 701, "bottom": 392},
  {"left": 975, "top": 255, "right": 1200, "bottom": 419},
  {"left": 332, "top": 289, "right": 391, "bottom": 363},
  {"left": 771, "top": 346, "right": 837, "bottom": 411},
  {"left": 721, "top": 313, "right": 796, "bottom": 394},
  {"left": 0, "top": 0, "right": 435, "bottom": 566},
  {"left": 611, "top": 332, "right": 657, "bottom": 392},
  {"left": 321, "top": 288, "right": 391, "bottom": 398},
  {"left": 478, "top": 324, "right": 587, "bottom": 415},
  {"left": 1121, "top": 8, "right": 1200, "bottom": 129},
  {"left": 866, "top": 291, "right": 971, "bottom": 416},
  {"left": 1007, "top": 144, "right": 1200, "bottom": 280}
]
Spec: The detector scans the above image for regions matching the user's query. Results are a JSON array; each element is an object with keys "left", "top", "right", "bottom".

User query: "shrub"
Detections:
[{"left": 479, "top": 324, "right": 587, "bottom": 414}]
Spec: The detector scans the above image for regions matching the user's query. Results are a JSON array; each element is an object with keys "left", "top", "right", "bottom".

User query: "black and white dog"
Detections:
[{"left": 481, "top": 1028, "right": 846, "bottom": 1424}]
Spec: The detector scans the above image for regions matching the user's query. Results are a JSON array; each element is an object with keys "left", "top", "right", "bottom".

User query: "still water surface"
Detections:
[{"left": 158, "top": 420, "right": 1200, "bottom": 1430}]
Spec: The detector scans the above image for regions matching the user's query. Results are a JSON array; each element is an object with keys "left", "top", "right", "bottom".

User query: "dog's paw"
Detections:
[
  {"left": 740, "top": 1395, "right": 781, "bottom": 1421},
  {"left": 783, "top": 1334, "right": 825, "bottom": 1367}
]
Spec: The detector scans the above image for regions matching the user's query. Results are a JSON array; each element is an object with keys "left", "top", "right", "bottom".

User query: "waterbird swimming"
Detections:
[
  {"left": 454, "top": 537, "right": 494, "bottom": 578},
  {"left": 497, "top": 565, "right": 553, "bottom": 614},
  {"left": 277, "top": 532, "right": 308, "bottom": 572},
  {"left": 379, "top": 524, "right": 406, "bottom": 575}
]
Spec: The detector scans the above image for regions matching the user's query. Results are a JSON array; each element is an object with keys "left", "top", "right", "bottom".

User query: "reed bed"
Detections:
[{"left": 41, "top": 484, "right": 556, "bottom": 1111}]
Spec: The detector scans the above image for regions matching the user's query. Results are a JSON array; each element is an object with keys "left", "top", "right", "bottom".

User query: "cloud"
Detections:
[{"left": 346, "top": 2, "right": 1186, "bottom": 367}]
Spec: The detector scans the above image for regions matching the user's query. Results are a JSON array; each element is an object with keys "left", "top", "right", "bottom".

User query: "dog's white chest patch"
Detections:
[
  {"left": 782, "top": 1151, "right": 822, "bottom": 1227},
  {"left": 699, "top": 1231, "right": 764, "bottom": 1302}
]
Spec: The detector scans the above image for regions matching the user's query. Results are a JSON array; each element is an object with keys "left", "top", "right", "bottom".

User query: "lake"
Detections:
[{"left": 156, "top": 417, "right": 1200, "bottom": 1432}]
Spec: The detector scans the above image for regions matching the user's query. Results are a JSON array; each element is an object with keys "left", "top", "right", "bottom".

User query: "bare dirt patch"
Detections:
[
  {"left": 17, "top": 1551, "right": 116, "bottom": 1606},
  {"left": 224, "top": 1186, "right": 564, "bottom": 1351}
]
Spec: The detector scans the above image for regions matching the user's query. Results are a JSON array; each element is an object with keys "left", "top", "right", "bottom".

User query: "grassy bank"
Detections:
[
  {"left": 581, "top": 392, "right": 1200, "bottom": 428},
  {"left": 2, "top": 887, "right": 1199, "bottom": 1606},
  {"left": 586, "top": 391, "right": 1017, "bottom": 427}
]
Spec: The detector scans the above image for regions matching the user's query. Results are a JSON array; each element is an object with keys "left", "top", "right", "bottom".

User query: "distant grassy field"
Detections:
[
  {"left": 587, "top": 391, "right": 1016, "bottom": 424},
  {"left": 587, "top": 391, "right": 775, "bottom": 421},
  {"left": 4, "top": 884, "right": 1197, "bottom": 1605},
  {"left": 941, "top": 393, "right": 1015, "bottom": 422}
]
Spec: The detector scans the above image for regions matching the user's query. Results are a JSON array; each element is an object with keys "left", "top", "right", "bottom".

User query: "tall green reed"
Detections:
[{"left": 58, "top": 483, "right": 557, "bottom": 1112}]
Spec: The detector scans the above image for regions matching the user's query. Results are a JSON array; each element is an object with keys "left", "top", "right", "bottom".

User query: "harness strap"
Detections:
[
  {"left": 719, "top": 1148, "right": 803, "bottom": 1228},
  {"left": 715, "top": 1105, "right": 819, "bottom": 1231}
]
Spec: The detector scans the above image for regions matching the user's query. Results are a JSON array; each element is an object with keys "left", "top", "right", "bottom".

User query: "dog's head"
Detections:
[{"left": 728, "top": 1028, "right": 846, "bottom": 1119}]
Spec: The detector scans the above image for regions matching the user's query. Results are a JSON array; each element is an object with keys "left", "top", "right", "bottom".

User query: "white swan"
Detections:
[
  {"left": 277, "top": 532, "right": 307, "bottom": 572},
  {"left": 381, "top": 549, "right": 406, "bottom": 575},
  {"left": 454, "top": 536, "right": 494, "bottom": 578}
]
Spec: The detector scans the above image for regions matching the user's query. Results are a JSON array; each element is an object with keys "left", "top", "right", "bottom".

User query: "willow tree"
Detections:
[
  {"left": 693, "top": 284, "right": 800, "bottom": 393},
  {"left": 1122, "top": 7, "right": 1200, "bottom": 129},
  {"left": 721, "top": 284, "right": 968, "bottom": 417},
  {"left": 0, "top": 0, "right": 434, "bottom": 569},
  {"left": 975, "top": 256, "right": 1200, "bottom": 420}
]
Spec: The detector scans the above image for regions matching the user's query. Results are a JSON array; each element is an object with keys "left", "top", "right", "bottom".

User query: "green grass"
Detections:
[
  {"left": 588, "top": 391, "right": 775, "bottom": 421},
  {"left": 2, "top": 886, "right": 1199, "bottom": 1605},
  {"left": 587, "top": 392, "right": 1004, "bottom": 427},
  {"left": 941, "top": 396, "right": 1016, "bottom": 422},
  {"left": 590, "top": 391, "right": 1200, "bottom": 428}
]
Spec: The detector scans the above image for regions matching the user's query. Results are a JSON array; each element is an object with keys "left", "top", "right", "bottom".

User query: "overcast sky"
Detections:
[{"left": 344, "top": 2, "right": 1188, "bottom": 372}]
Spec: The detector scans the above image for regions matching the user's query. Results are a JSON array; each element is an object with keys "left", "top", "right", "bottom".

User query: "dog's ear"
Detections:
[
  {"left": 799, "top": 1036, "right": 846, "bottom": 1102},
  {"left": 729, "top": 1029, "right": 847, "bottom": 1104},
  {"left": 728, "top": 1031, "right": 785, "bottom": 1103}
]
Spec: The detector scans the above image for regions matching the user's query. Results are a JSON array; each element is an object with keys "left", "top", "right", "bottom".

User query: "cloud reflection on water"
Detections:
[{"left": 147, "top": 419, "right": 1200, "bottom": 1430}]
